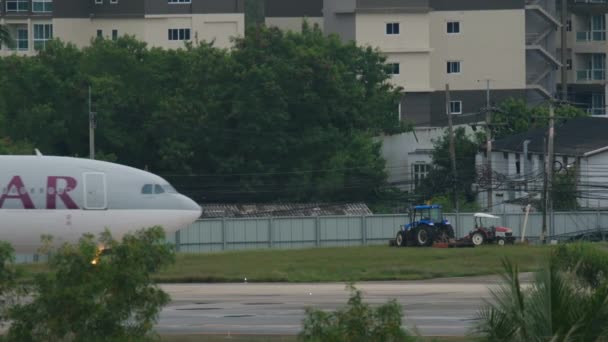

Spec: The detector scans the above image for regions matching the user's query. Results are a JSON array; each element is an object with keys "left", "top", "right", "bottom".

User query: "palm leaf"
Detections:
[{"left": 0, "top": 25, "right": 15, "bottom": 49}]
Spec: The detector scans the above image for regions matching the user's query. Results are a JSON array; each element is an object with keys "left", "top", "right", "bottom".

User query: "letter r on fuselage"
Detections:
[{"left": 46, "top": 176, "right": 79, "bottom": 209}]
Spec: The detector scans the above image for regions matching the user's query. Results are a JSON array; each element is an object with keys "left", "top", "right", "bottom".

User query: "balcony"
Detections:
[
  {"left": 576, "top": 30, "right": 607, "bottom": 41},
  {"left": 577, "top": 69, "right": 606, "bottom": 81},
  {"left": 587, "top": 107, "right": 607, "bottom": 115},
  {"left": 570, "top": 0, "right": 608, "bottom": 13}
]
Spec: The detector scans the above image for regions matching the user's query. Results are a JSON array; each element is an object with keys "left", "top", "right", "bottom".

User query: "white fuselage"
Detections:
[{"left": 0, "top": 156, "right": 201, "bottom": 253}]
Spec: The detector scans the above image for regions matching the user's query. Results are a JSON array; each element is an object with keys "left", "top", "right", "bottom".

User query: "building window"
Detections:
[
  {"left": 387, "top": 63, "right": 400, "bottom": 75},
  {"left": 168, "top": 0, "right": 191, "bottom": 3},
  {"left": 168, "top": 28, "right": 191, "bottom": 41},
  {"left": 515, "top": 154, "right": 521, "bottom": 175},
  {"left": 386, "top": 23, "right": 400, "bottom": 35},
  {"left": 95, "top": 0, "right": 102, "bottom": 3},
  {"left": 110, "top": 0, "right": 118, "bottom": 3},
  {"left": 96, "top": 30, "right": 103, "bottom": 38},
  {"left": 447, "top": 61, "right": 461, "bottom": 74},
  {"left": 14, "top": 28, "right": 28, "bottom": 51},
  {"left": 449, "top": 101, "right": 462, "bottom": 114},
  {"left": 6, "top": 0, "right": 29, "bottom": 12},
  {"left": 567, "top": 59, "right": 572, "bottom": 70},
  {"left": 447, "top": 21, "right": 460, "bottom": 34},
  {"left": 32, "top": 0, "right": 53, "bottom": 12},
  {"left": 413, "top": 164, "right": 431, "bottom": 188},
  {"left": 33, "top": 24, "right": 53, "bottom": 50},
  {"left": 112, "top": 29, "right": 118, "bottom": 40}
]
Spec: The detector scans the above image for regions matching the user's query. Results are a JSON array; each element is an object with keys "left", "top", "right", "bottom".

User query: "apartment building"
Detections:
[
  {"left": 562, "top": 0, "right": 608, "bottom": 115},
  {"left": 0, "top": 0, "right": 245, "bottom": 56}
]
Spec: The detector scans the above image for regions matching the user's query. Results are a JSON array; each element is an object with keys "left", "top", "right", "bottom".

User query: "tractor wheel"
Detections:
[
  {"left": 395, "top": 231, "right": 406, "bottom": 247},
  {"left": 471, "top": 232, "right": 485, "bottom": 246},
  {"left": 416, "top": 225, "right": 434, "bottom": 247},
  {"left": 497, "top": 238, "right": 506, "bottom": 246}
]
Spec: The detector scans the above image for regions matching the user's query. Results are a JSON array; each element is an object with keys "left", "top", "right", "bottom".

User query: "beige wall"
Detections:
[
  {"left": 430, "top": 10, "right": 526, "bottom": 91},
  {"left": 53, "top": 14, "right": 244, "bottom": 50},
  {"left": 265, "top": 17, "right": 324, "bottom": 32},
  {"left": 355, "top": 12, "right": 432, "bottom": 91}
]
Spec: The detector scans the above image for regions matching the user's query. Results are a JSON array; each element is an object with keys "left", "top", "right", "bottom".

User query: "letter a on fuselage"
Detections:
[{"left": 0, "top": 176, "right": 35, "bottom": 209}]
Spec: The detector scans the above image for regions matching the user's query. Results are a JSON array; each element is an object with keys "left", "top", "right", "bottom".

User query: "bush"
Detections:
[
  {"left": 299, "top": 284, "right": 415, "bottom": 342},
  {"left": 473, "top": 244, "right": 608, "bottom": 341},
  {"left": 4, "top": 226, "right": 175, "bottom": 342},
  {"left": 0, "top": 241, "right": 23, "bottom": 328}
]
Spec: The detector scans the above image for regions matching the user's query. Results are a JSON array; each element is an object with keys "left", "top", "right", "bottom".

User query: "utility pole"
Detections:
[
  {"left": 89, "top": 85, "right": 96, "bottom": 160},
  {"left": 446, "top": 84, "right": 459, "bottom": 214},
  {"left": 561, "top": 0, "right": 568, "bottom": 101},
  {"left": 548, "top": 102, "right": 556, "bottom": 240},
  {"left": 485, "top": 80, "right": 493, "bottom": 211},
  {"left": 541, "top": 136, "right": 548, "bottom": 243},
  {"left": 541, "top": 103, "right": 556, "bottom": 243}
]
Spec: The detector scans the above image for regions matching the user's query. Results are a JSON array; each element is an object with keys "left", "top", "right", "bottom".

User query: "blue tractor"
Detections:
[{"left": 395, "top": 205, "right": 455, "bottom": 247}]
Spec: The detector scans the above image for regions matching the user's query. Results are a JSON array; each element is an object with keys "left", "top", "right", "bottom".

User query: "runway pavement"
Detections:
[{"left": 157, "top": 274, "right": 530, "bottom": 337}]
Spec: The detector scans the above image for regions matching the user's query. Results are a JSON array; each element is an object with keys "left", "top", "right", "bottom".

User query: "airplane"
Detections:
[{"left": 0, "top": 153, "right": 201, "bottom": 253}]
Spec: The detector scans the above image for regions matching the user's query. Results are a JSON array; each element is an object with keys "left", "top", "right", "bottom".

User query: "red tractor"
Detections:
[{"left": 464, "top": 213, "right": 516, "bottom": 246}]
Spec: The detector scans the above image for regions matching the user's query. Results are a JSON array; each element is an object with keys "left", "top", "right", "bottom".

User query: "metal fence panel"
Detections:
[{"left": 365, "top": 215, "right": 407, "bottom": 242}]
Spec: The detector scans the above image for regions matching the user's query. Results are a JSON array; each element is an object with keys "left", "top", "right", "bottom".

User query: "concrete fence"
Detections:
[{"left": 167, "top": 211, "right": 607, "bottom": 253}]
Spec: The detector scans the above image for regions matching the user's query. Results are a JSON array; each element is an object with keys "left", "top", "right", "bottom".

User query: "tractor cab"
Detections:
[{"left": 407, "top": 205, "right": 449, "bottom": 229}]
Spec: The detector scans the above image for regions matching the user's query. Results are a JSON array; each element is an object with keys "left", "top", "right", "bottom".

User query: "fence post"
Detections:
[
  {"left": 455, "top": 212, "right": 461, "bottom": 238},
  {"left": 597, "top": 208, "right": 601, "bottom": 230},
  {"left": 222, "top": 217, "right": 227, "bottom": 251},
  {"left": 175, "top": 230, "right": 181, "bottom": 253},
  {"left": 362, "top": 215, "right": 367, "bottom": 246},
  {"left": 551, "top": 211, "right": 556, "bottom": 238},
  {"left": 269, "top": 217, "right": 274, "bottom": 249},
  {"left": 315, "top": 217, "right": 321, "bottom": 247}
]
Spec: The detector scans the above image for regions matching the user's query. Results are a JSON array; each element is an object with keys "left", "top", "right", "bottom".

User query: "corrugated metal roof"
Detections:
[{"left": 199, "top": 203, "right": 373, "bottom": 218}]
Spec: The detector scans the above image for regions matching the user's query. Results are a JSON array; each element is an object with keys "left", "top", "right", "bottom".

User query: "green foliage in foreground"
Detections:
[
  {"left": 473, "top": 243, "right": 608, "bottom": 342},
  {"left": 299, "top": 284, "right": 415, "bottom": 342},
  {"left": 2, "top": 227, "right": 176, "bottom": 341}
]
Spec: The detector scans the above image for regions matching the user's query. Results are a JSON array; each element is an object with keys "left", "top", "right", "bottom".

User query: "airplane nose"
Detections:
[{"left": 179, "top": 195, "right": 202, "bottom": 223}]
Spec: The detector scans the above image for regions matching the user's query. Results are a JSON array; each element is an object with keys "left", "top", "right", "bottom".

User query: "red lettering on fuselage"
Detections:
[
  {"left": 46, "top": 176, "right": 79, "bottom": 209},
  {"left": 0, "top": 176, "right": 80, "bottom": 210},
  {"left": 0, "top": 176, "right": 35, "bottom": 209}
]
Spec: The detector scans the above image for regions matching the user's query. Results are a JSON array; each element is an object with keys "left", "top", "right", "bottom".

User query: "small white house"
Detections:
[
  {"left": 475, "top": 117, "right": 608, "bottom": 212},
  {"left": 381, "top": 125, "right": 475, "bottom": 193}
]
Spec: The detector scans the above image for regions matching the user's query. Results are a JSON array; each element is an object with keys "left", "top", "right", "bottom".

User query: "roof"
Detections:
[
  {"left": 414, "top": 205, "right": 442, "bottom": 210},
  {"left": 199, "top": 203, "right": 373, "bottom": 218},
  {"left": 474, "top": 213, "right": 500, "bottom": 219},
  {"left": 492, "top": 117, "right": 608, "bottom": 157}
]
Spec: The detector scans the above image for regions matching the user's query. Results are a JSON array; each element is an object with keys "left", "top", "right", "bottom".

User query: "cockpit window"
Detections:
[
  {"left": 154, "top": 184, "right": 165, "bottom": 194},
  {"left": 142, "top": 184, "right": 153, "bottom": 194}
]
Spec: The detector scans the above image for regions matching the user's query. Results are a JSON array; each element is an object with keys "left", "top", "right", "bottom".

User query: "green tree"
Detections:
[
  {"left": 552, "top": 170, "right": 579, "bottom": 211},
  {"left": 0, "top": 25, "right": 13, "bottom": 48},
  {"left": 416, "top": 128, "right": 481, "bottom": 209},
  {"left": 5, "top": 226, "right": 176, "bottom": 341},
  {"left": 473, "top": 244, "right": 608, "bottom": 342},
  {"left": 299, "top": 284, "right": 415, "bottom": 342},
  {"left": 0, "top": 29, "right": 404, "bottom": 204},
  {"left": 245, "top": 0, "right": 265, "bottom": 29},
  {"left": 493, "top": 98, "right": 587, "bottom": 140},
  {"left": 0, "top": 137, "right": 34, "bottom": 154}
]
